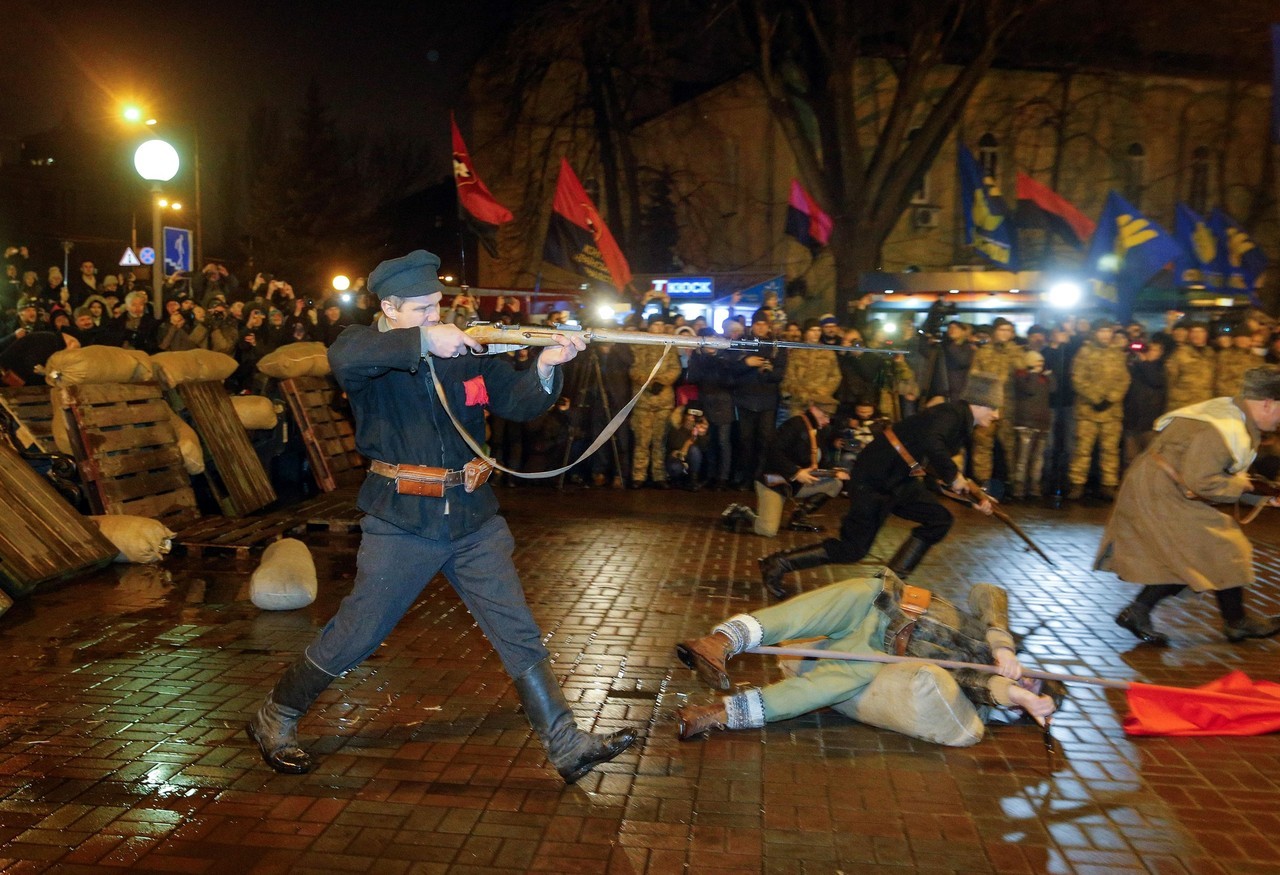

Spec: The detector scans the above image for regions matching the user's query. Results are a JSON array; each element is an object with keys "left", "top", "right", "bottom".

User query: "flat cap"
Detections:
[
  {"left": 819, "top": 313, "right": 839, "bottom": 326},
  {"left": 368, "top": 250, "right": 445, "bottom": 301}
]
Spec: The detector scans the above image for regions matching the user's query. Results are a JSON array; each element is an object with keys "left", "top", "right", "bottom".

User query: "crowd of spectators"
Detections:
[{"left": 6, "top": 245, "right": 1274, "bottom": 505}]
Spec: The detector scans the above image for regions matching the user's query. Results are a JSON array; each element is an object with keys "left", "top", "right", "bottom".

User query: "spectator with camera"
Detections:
[
  {"left": 665, "top": 406, "right": 710, "bottom": 490},
  {"left": 44, "top": 266, "right": 69, "bottom": 311},
  {"left": 193, "top": 262, "right": 240, "bottom": 306},
  {"left": 204, "top": 296, "right": 241, "bottom": 355}
]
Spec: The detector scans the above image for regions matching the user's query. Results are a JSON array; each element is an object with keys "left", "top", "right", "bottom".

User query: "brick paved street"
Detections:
[{"left": 0, "top": 488, "right": 1278, "bottom": 874}]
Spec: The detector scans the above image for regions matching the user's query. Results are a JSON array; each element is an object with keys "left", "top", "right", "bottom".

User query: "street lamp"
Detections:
[
  {"left": 331, "top": 274, "right": 350, "bottom": 291},
  {"left": 134, "top": 138, "right": 180, "bottom": 312},
  {"left": 122, "top": 104, "right": 202, "bottom": 272}
]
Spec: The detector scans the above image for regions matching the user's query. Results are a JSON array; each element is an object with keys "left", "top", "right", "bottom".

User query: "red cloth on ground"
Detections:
[{"left": 1124, "top": 671, "right": 1280, "bottom": 736}]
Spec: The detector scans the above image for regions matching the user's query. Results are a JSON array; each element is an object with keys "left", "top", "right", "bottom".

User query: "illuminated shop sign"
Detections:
[{"left": 652, "top": 277, "right": 714, "bottom": 299}]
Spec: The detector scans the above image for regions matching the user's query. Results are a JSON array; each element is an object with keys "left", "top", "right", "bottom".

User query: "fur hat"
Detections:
[
  {"left": 1242, "top": 367, "right": 1280, "bottom": 401},
  {"left": 962, "top": 372, "right": 1003, "bottom": 410},
  {"left": 1024, "top": 350, "right": 1045, "bottom": 371}
]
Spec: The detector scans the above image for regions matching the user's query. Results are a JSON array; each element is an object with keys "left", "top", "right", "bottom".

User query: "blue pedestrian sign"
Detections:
[
  {"left": 138, "top": 247, "right": 156, "bottom": 265},
  {"left": 163, "top": 227, "right": 192, "bottom": 274}
]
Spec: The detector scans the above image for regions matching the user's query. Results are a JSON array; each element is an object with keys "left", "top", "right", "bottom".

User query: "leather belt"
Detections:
[
  {"left": 368, "top": 457, "right": 493, "bottom": 497},
  {"left": 883, "top": 427, "right": 926, "bottom": 478},
  {"left": 878, "top": 583, "right": 933, "bottom": 656},
  {"left": 1150, "top": 450, "right": 1267, "bottom": 525}
]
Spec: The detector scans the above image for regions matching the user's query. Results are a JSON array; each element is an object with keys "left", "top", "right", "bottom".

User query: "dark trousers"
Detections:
[
  {"left": 734, "top": 407, "right": 777, "bottom": 485},
  {"left": 306, "top": 514, "right": 549, "bottom": 678},
  {"left": 824, "top": 479, "right": 954, "bottom": 564}
]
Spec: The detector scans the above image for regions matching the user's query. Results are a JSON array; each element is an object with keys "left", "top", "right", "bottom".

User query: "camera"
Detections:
[{"left": 1129, "top": 341, "right": 1146, "bottom": 353}]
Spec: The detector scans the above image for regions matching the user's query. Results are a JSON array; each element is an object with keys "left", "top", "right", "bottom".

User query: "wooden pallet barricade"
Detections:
[
  {"left": 0, "top": 438, "right": 118, "bottom": 599},
  {"left": 0, "top": 386, "right": 57, "bottom": 454},
  {"left": 280, "top": 376, "right": 365, "bottom": 492},
  {"left": 57, "top": 382, "right": 201, "bottom": 532},
  {"left": 174, "top": 381, "right": 277, "bottom": 517}
]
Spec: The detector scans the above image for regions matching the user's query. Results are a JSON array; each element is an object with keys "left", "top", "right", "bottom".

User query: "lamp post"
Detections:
[{"left": 133, "top": 138, "right": 180, "bottom": 314}]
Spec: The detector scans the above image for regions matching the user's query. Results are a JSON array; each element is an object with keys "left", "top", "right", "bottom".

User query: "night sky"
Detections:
[{"left": 2, "top": 0, "right": 509, "bottom": 158}]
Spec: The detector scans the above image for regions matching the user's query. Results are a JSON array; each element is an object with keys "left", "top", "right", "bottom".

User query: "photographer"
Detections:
[
  {"left": 665, "top": 406, "right": 710, "bottom": 490},
  {"left": 194, "top": 262, "right": 240, "bottom": 306}
]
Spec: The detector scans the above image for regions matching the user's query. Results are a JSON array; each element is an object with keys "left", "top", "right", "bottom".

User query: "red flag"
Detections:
[
  {"left": 451, "top": 113, "right": 513, "bottom": 256},
  {"left": 1124, "top": 671, "right": 1280, "bottom": 736},
  {"left": 542, "top": 158, "right": 632, "bottom": 291},
  {"left": 784, "top": 179, "right": 832, "bottom": 251},
  {"left": 1015, "top": 173, "right": 1095, "bottom": 248}
]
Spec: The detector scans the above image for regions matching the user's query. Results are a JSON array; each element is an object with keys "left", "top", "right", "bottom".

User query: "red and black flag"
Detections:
[
  {"left": 1015, "top": 173, "right": 1095, "bottom": 249},
  {"left": 542, "top": 158, "right": 632, "bottom": 291},
  {"left": 451, "top": 112, "right": 513, "bottom": 257},
  {"left": 784, "top": 179, "right": 832, "bottom": 253}
]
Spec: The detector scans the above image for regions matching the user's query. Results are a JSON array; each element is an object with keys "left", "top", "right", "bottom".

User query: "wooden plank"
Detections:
[
  {"left": 73, "top": 398, "right": 172, "bottom": 429},
  {"left": 0, "top": 387, "right": 56, "bottom": 453},
  {"left": 0, "top": 440, "right": 117, "bottom": 597},
  {"left": 177, "top": 382, "right": 276, "bottom": 517},
  {"left": 280, "top": 375, "right": 365, "bottom": 492},
  {"left": 59, "top": 382, "right": 198, "bottom": 521}
]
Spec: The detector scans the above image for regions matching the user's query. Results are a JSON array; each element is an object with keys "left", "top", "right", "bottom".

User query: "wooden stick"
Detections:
[{"left": 748, "top": 646, "right": 1133, "bottom": 690}]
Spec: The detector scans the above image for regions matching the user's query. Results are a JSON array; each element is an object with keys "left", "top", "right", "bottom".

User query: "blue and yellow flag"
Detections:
[
  {"left": 1173, "top": 203, "right": 1222, "bottom": 290},
  {"left": 1086, "top": 191, "right": 1181, "bottom": 319},
  {"left": 1211, "top": 208, "right": 1268, "bottom": 306},
  {"left": 957, "top": 144, "right": 1015, "bottom": 268}
]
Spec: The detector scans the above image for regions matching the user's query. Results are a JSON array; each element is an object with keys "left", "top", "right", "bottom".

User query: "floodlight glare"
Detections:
[
  {"left": 331, "top": 275, "right": 351, "bottom": 291},
  {"left": 882, "top": 322, "right": 898, "bottom": 335},
  {"left": 122, "top": 106, "right": 143, "bottom": 123},
  {"left": 1047, "top": 281, "right": 1083, "bottom": 309},
  {"left": 596, "top": 304, "right": 616, "bottom": 321},
  {"left": 133, "top": 139, "right": 180, "bottom": 182}
]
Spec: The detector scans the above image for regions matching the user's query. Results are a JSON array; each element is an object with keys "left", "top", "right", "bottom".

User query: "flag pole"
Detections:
[{"left": 748, "top": 646, "right": 1133, "bottom": 690}]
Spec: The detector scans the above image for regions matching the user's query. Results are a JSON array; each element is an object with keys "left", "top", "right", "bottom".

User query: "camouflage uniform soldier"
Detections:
[
  {"left": 629, "top": 318, "right": 682, "bottom": 487},
  {"left": 1164, "top": 324, "right": 1215, "bottom": 411},
  {"left": 781, "top": 322, "right": 841, "bottom": 417},
  {"left": 1068, "top": 319, "right": 1131, "bottom": 499},
  {"left": 1213, "top": 328, "right": 1257, "bottom": 398},
  {"left": 969, "top": 318, "right": 1022, "bottom": 492}
]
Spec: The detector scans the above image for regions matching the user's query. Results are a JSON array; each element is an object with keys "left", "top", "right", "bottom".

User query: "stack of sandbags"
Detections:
[
  {"left": 250, "top": 538, "right": 318, "bottom": 610},
  {"left": 90, "top": 515, "right": 176, "bottom": 564},
  {"left": 45, "top": 346, "right": 152, "bottom": 386},
  {"left": 150, "top": 350, "right": 238, "bottom": 388},
  {"left": 257, "top": 342, "right": 331, "bottom": 379},
  {"left": 230, "top": 395, "right": 279, "bottom": 431}
]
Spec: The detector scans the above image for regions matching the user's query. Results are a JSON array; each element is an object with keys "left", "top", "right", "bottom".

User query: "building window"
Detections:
[
  {"left": 1125, "top": 143, "right": 1145, "bottom": 208},
  {"left": 1189, "top": 146, "right": 1210, "bottom": 214},
  {"left": 977, "top": 132, "right": 999, "bottom": 180}
]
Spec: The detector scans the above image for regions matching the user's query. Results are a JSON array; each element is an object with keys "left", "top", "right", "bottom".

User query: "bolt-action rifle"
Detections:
[{"left": 463, "top": 321, "right": 901, "bottom": 357}]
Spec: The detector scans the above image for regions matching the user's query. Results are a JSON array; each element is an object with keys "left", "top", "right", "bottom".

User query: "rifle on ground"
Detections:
[
  {"left": 464, "top": 321, "right": 901, "bottom": 357},
  {"left": 940, "top": 476, "right": 1057, "bottom": 568}
]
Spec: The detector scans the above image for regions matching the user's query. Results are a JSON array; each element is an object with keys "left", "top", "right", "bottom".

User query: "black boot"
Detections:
[
  {"left": 246, "top": 655, "right": 335, "bottom": 774},
  {"left": 513, "top": 659, "right": 637, "bottom": 785},
  {"left": 886, "top": 536, "right": 930, "bottom": 579},
  {"left": 1115, "top": 603, "right": 1169, "bottom": 646},
  {"left": 786, "top": 494, "right": 831, "bottom": 532},
  {"left": 758, "top": 543, "right": 830, "bottom": 600}
]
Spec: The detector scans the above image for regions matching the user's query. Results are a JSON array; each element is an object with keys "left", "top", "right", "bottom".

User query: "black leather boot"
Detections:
[
  {"left": 886, "top": 536, "right": 930, "bottom": 579},
  {"left": 758, "top": 543, "right": 830, "bottom": 600},
  {"left": 1114, "top": 603, "right": 1169, "bottom": 646},
  {"left": 513, "top": 659, "right": 638, "bottom": 785},
  {"left": 786, "top": 494, "right": 831, "bottom": 532},
  {"left": 246, "top": 655, "right": 335, "bottom": 774}
]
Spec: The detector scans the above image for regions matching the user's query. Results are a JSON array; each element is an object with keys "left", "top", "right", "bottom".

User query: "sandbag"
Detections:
[
  {"left": 50, "top": 390, "right": 72, "bottom": 454},
  {"left": 230, "top": 394, "right": 279, "bottom": 430},
  {"left": 250, "top": 538, "right": 318, "bottom": 610},
  {"left": 151, "top": 350, "right": 238, "bottom": 387},
  {"left": 90, "top": 515, "right": 176, "bottom": 564},
  {"left": 45, "top": 346, "right": 152, "bottom": 386},
  {"left": 257, "top": 342, "right": 331, "bottom": 379},
  {"left": 168, "top": 409, "right": 205, "bottom": 475}
]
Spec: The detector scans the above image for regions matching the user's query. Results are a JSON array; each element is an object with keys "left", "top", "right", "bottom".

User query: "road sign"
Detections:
[
  {"left": 119, "top": 247, "right": 141, "bottom": 267},
  {"left": 139, "top": 247, "right": 156, "bottom": 265},
  {"left": 163, "top": 227, "right": 192, "bottom": 274}
]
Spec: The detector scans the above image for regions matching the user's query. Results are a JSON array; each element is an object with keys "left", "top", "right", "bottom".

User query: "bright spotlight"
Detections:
[
  {"left": 170, "top": 202, "right": 182, "bottom": 210},
  {"left": 156, "top": 197, "right": 169, "bottom": 207},
  {"left": 331, "top": 274, "right": 351, "bottom": 291},
  {"left": 133, "top": 139, "right": 180, "bottom": 182},
  {"left": 882, "top": 322, "right": 898, "bottom": 335},
  {"left": 596, "top": 304, "right": 616, "bottom": 322},
  {"left": 340, "top": 293, "right": 352, "bottom": 303},
  {"left": 1047, "top": 281, "right": 1083, "bottom": 309},
  {"left": 122, "top": 106, "right": 143, "bottom": 123}
]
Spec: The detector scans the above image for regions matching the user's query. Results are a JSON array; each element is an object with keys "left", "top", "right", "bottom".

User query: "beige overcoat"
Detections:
[{"left": 1095, "top": 398, "right": 1262, "bottom": 592}]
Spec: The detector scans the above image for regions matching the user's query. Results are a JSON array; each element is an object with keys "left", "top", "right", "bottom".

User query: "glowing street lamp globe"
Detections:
[
  {"left": 133, "top": 139, "right": 180, "bottom": 182},
  {"left": 331, "top": 275, "right": 351, "bottom": 291}
]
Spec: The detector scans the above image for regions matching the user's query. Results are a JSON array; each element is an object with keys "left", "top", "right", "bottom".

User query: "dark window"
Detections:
[
  {"left": 978, "top": 132, "right": 999, "bottom": 179},
  {"left": 1189, "top": 146, "right": 1210, "bottom": 213}
]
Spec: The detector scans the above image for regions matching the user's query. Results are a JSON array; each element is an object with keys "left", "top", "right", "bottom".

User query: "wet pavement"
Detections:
[{"left": 0, "top": 487, "right": 1278, "bottom": 874}]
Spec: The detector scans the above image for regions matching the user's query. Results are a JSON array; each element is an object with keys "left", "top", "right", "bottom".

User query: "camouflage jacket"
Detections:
[
  {"left": 1214, "top": 347, "right": 1257, "bottom": 399},
  {"left": 875, "top": 570, "right": 1015, "bottom": 708},
  {"left": 1165, "top": 344, "right": 1216, "bottom": 410},
  {"left": 971, "top": 340, "right": 1023, "bottom": 404},
  {"left": 1071, "top": 340, "right": 1130, "bottom": 420},
  {"left": 630, "top": 342, "right": 682, "bottom": 409},
  {"left": 781, "top": 348, "right": 841, "bottom": 413}
]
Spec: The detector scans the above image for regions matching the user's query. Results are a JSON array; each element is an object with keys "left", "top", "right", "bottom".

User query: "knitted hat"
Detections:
[{"left": 962, "top": 372, "right": 1003, "bottom": 410}]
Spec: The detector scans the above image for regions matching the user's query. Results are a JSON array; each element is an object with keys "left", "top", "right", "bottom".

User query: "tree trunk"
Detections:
[{"left": 831, "top": 220, "right": 884, "bottom": 319}]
